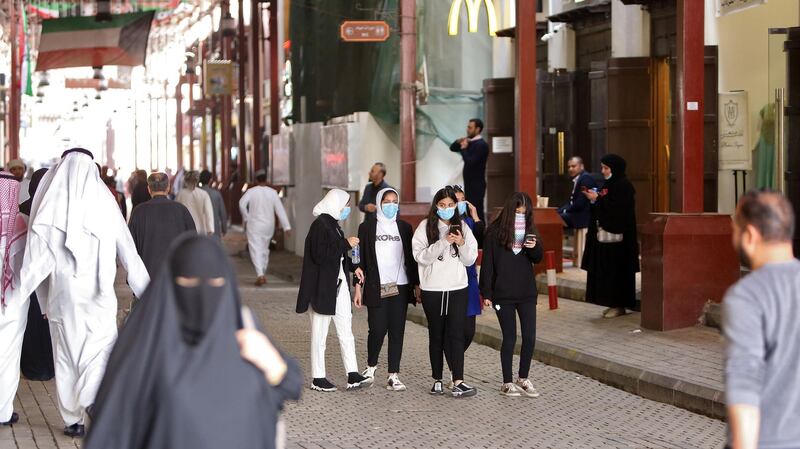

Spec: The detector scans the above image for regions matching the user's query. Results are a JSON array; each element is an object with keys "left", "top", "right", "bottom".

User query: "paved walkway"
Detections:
[{"left": 1, "top": 234, "right": 727, "bottom": 448}]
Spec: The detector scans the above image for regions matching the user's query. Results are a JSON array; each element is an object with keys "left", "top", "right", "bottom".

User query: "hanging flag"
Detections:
[
  {"left": 27, "top": 2, "right": 72, "bottom": 19},
  {"left": 20, "top": 5, "right": 32, "bottom": 96},
  {"left": 36, "top": 12, "right": 155, "bottom": 71}
]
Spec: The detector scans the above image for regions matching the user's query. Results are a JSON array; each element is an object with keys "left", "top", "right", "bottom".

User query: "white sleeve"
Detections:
[
  {"left": 203, "top": 193, "right": 215, "bottom": 233},
  {"left": 115, "top": 215, "right": 150, "bottom": 297},
  {"left": 238, "top": 189, "right": 251, "bottom": 223},
  {"left": 274, "top": 193, "right": 291, "bottom": 231},
  {"left": 412, "top": 221, "right": 448, "bottom": 266},
  {"left": 458, "top": 224, "right": 478, "bottom": 266}
]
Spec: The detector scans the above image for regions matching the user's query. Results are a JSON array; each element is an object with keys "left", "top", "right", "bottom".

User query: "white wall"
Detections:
[
  {"left": 285, "top": 122, "right": 323, "bottom": 256},
  {"left": 712, "top": 0, "right": 799, "bottom": 213},
  {"left": 611, "top": 0, "right": 650, "bottom": 58}
]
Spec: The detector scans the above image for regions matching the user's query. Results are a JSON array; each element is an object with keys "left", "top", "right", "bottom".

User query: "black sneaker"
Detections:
[
  {"left": 311, "top": 378, "right": 337, "bottom": 392},
  {"left": 64, "top": 423, "right": 86, "bottom": 438},
  {"left": 1, "top": 412, "right": 18, "bottom": 426},
  {"left": 429, "top": 380, "right": 444, "bottom": 395},
  {"left": 451, "top": 382, "right": 477, "bottom": 398},
  {"left": 346, "top": 372, "right": 369, "bottom": 390}
]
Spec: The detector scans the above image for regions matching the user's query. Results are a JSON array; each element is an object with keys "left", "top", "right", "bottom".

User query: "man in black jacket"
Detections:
[
  {"left": 358, "top": 163, "right": 392, "bottom": 221},
  {"left": 558, "top": 157, "right": 596, "bottom": 230},
  {"left": 450, "top": 119, "right": 489, "bottom": 220}
]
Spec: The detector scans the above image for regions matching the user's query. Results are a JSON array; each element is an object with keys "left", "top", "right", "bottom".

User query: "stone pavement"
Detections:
[{"left": 1, "top": 234, "right": 727, "bottom": 448}]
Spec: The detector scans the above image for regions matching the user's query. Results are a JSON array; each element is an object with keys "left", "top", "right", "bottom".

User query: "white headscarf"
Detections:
[
  {"left": 375, "top": 187, "right": 399, "bottom": 224},
  {"left": 312, "top": 189, "right": 350, "bottom": 219},
  {"left": 21, "top": 148, "right": 121, "bottom": 298}
]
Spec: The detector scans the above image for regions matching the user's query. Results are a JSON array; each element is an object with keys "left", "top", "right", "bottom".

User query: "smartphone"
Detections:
[
  {"left": 449, "top": 224, "right": 462, "bottom": 235},
  {"left": 524, "top": 234, "right": 537, "bottom": 244},
  {"left": 581, "top": 186, "right": 589, "bottom": 192}
]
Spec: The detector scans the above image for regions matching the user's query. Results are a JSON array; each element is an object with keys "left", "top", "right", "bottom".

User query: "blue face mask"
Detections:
[
  {"left": 339, "top": 206, "right": 351, "bottom": 221},
  {"left": 436, "top": 207, "right": 456, "bottom": 221},
  {"left": 457, "top": 201, "right": 468, "bottom": 216},
  {"left": 381, "top": 203, "right": 399, "bottom": 219}
]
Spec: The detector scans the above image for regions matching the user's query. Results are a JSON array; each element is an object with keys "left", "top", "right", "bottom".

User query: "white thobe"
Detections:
[
  {"left": 239, "top": 186, "right": 291, "bottom": 277},
  {"left": 0, "top": 235, "right": 27, "bottom": 423},
  {"left": 31, "top": 218, "right": 149, "bottom": 426},
  {"left": 177, "top": 188, "right": 215, "bottom": 236}
]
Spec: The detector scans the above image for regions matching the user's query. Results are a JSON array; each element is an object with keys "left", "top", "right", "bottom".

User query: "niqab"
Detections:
[{"left": 86, "top": 236, "right": 286, "bottom": 449}]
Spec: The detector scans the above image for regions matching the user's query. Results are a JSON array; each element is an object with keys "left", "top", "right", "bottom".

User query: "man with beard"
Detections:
[{"left": 724, "top": 190, "right": 800, "bottom": 449}]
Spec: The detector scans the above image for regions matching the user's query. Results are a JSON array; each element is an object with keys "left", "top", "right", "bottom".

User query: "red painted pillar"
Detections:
[
  {"left": 269, "top": 0, "right": 280, "bottom": 166},
  {"left": 221, "top": 0, "right": 233, "bottom": 185},
  {"left": 515, "top": 0, "right": 537, "bottom": 198},
  {"left": 676, "top": 0, "right": 704, "bottom": 213},
  {"left": 8, "top": 0, "right": 20, "bottom": 161},
  {"left": 237, "top": 0, "right": 247, "bottom": 183},
  {"left": 251, "top": 0, "right": 263, "bottom": 175},
  {"left": 175, "top": 81, "right": 184, "bottom": 169},
  {"left": 399, "top": 0, "right": 417, "bottom": 202}
]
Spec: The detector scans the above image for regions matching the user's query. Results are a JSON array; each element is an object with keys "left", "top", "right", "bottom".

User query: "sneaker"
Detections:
[
  {"left": 447, "top": 375, "right": 454, "bottom": 390},
  {"left": 500, "top": 383, "right": 521, "bottom": 397},
  {"left": 429, "top": 380, "right": 444, "bottom": 395},
  {"left": 361, "top": 366, "right": 376, "bottom": 385},
  {"left": 386, "top": 374, "right": 407, "bottom": 392},
  {"left": 451, "top": 382, "right": 477, "bottom": 398},
  {"left": 311, "top": 378, "right": 337, "bottom": 392},
  {"left": 515, "top": 378, "right": 540, "bottom": 398},
  {"left": 602, "top": 307, "right": 627, "bottom": 318},
  {"left": 346, "top": 372, "right": 369, "bottom": 390},
  {"left": 63, "top": 423, "right": 85, "bottom": 438},
  {"left": 1, "top": 412, "right": 18, "bottom": 426}
]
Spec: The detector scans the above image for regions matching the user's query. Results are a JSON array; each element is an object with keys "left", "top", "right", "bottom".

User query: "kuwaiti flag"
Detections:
[{"left": 36, "top": 12, "right": 154, "bottom": 71}]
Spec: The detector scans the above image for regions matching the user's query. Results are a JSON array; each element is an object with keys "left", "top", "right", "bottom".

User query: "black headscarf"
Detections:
[
  {"left": 600, "top": 153, "right": 627, "bottom": 186},
  {"left": 86, "top": 235, "right": 301, "bottom": 449},
  {"left": 19, "top": 168, "right": 47, "bottom": 216}
]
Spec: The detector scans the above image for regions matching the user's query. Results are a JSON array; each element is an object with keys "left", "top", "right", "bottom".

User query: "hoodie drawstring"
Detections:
[{"left": 440, "top": 291, "right": 450, "bottom": 316}]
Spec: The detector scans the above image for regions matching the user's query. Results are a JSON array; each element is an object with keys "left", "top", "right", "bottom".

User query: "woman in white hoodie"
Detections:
[{"left": 412, "top": 186, "right": 479, "bottom": 398}]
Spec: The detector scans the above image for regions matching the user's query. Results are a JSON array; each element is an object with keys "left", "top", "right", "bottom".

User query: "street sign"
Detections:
[{"left": 339, "top": 21, "right": 390, "bottom": 42}]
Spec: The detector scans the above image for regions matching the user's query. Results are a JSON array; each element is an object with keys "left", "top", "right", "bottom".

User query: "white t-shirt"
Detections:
[{"left": 375, "top": 220, "right": 408, "bottom": 285}]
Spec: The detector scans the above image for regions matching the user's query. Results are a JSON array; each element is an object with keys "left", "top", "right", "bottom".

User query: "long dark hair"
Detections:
[
  {"left": 425, "top": 186, "right": 462, "bottom": 250},
  {"left": 488, "top": 192, "right": 535, "bottom": 250}
]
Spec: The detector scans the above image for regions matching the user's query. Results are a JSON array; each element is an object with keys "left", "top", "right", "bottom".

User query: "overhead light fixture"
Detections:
[
  {"left": 37, "top": 71, "right": 50, "bottom": 88},
  {"left": 221, "top": 12, "right": 236, "bottom": 38},
  {"left": 185, "top": 53, "right": 197, "bottom": 76},
  {"left": 92, "top": 66, "right": 105, "bottom": 80},
  {"left": 99, "top": 78, "right": 109, "bottom": 91},
  {"left": 95, "top": 91, "right": 102, "bottom": 100},
  {"left": 96, "top": 0, "right": 112, "bottom": 22}
]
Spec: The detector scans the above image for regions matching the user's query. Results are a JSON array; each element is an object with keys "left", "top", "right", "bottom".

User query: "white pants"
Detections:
[
  {"left": 247, "top": 222, "right": 274, "bottom": 277},
  {"left": 0, "top": 295, "right": 28, "bottom": 422},
  {"left": 309, "top": 278, "right": 358, "bottom": 379}
]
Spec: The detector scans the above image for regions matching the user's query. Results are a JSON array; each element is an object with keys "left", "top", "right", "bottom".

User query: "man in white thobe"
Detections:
[
  {"left": 176, "top": 170, "right": 215, "bottom": 236},
  {"left": 0, "top": 173, "right": 29, "bottom": 427},
  {"left": 239, "top": 170, "right": 291, "bottom": 286},
  {"left": 20, "top": 148, "right": 149, "bottom": 437}
]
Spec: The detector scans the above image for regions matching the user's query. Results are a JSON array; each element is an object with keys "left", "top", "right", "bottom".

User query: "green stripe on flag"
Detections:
[
  {"left": 22, "top": 6, "right": 32, "bottom": 96},
  {"left": 41, "top": 12, "right": 151, "bottom": 34}
]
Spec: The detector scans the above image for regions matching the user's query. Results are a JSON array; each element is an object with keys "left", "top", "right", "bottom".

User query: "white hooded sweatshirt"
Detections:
[{"left": 412, "top": 217, "right": 477, "bottom": 292}]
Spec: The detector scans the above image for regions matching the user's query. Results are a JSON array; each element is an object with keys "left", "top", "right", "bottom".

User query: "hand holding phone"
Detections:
[{"left": 524, "top": 234, "right": 537, "bottom": 248}]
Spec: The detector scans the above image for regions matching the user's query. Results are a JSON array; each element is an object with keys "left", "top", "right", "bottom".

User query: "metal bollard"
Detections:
[{"left": 545, "top": 250, "right": 558, "bottom": 310}]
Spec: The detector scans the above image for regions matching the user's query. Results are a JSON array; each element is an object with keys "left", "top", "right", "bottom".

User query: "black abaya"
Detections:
[
  {"left": 86, "top": 236, "right": 302, "bottom": 449},
  {"left": 19, "top": 168, "right": 55, "bottom": 381}
]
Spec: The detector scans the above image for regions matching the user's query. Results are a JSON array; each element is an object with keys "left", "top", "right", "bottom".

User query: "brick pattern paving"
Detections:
[{"left": 1, "top": 237, "right": 726, "bottom": 448}]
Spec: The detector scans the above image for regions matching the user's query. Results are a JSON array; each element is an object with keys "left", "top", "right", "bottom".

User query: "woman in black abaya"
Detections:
[
  {"left": 581, "top": 154, "right": 640, "bottom": 318},
  {"left": 20, "top": 168, "right": 54, "bottom": 381},
  {"left": 86, "top": 236, "right": 302, "bottom": 449}
]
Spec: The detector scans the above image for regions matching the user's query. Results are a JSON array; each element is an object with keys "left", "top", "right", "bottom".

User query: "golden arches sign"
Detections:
[{"left": 448, "top": 0, "right": 499, "bottom": 37}]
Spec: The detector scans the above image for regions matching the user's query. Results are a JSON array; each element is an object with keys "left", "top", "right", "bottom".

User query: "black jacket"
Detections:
[
  {"left": 479, "top": 231, "right": 544, "bottom": 305},
  {"left": 558, "top": 171, "right": 597, "bottom": 229},
  {"left": 296, "top": 214, "right": 354, "bottom": 316},
  {"left": 357, "top": 218, "right": 419, "bottom": 308}
]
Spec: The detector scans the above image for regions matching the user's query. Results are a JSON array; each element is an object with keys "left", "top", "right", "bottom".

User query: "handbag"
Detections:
[
  {"left": 596, "top": 221, "right": 623, "bottom": 243},
  {"left": 380, "top": 257, "right": 404, "bottom": 299}
]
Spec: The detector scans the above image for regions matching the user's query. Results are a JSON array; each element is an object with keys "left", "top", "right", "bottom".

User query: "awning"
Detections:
[
  {"left": 494, "top": 22, "right": 548, "bottom": 39},
  {"left": 547, "top": 0, "right": 611, "bottom": 23}
]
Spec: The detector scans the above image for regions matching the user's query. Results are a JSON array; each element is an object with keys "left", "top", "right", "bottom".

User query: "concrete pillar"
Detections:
[
  {"left": 611, "top": 0, "right": 650, "bottom": 58},
  {"left": 492, "top": 0, "right": 515, "bottom": 78},
  {"left": 547, "top": 0, "right": 576, "bottom": 72}
]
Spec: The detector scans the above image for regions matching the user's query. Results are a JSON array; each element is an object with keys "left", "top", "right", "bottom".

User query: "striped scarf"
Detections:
[{"left": 512, "top": 213, "right": 526, "bottom": 255}]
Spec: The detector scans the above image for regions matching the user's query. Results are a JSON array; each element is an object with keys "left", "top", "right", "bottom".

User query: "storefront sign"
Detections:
[
  {"left": 204, "top": 60, "right": 234, "bottom": 96},
  {"left": 718, "top": 91, "right": 751, "bottom": 170},
  {"left": 340, "top": 21, "right": 390, "bottom": 42},
  {"left": 492, "top": 136, "right": 512, "bottom": 153},
  {"left": 716, "top": 0, "right": 767, "bottom": 17},
  {"left": 448, "top": 0, "right": 498, "bottom": 36},
  {"left": 320, "top": 124, "right": 349, "bottom": 189}
]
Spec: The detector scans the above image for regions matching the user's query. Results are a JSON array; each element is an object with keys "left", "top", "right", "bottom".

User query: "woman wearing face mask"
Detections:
[
  {"left": 480, "top": 192, "right": 543, "bottom": 398},
  {"left": 581, "top": 154, "right": 639, "bottom": 319},
  {"left": 86, "top": 235, "right": 303, "bottom": 449},
  {"left": 296, "top": 189, "right": 369, "bottom": 392},
  {"left": 412, "top": 186, "right": 479, "bottom": 398},
  {"left": 353, "top": 188, "right": 419, "bottom": 391}
]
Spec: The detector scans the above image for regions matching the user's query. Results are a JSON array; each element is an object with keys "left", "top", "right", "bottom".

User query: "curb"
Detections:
[{"left": 406, "top": 306, "right": 725, "bottom": 420}]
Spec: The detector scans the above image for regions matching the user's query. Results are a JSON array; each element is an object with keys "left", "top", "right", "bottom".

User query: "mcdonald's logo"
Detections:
[{"left": 448, "top": 0, "right": 498, "bottom": 37}]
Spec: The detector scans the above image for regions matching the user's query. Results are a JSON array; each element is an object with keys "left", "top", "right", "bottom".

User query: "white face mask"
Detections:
[{"left": 604, "top": 173, "right": 612, "bottom": 180}]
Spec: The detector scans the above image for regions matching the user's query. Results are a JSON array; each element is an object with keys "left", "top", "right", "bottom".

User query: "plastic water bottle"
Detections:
[{"left": 350, "top": 245, "right": 360, "bottom": 265}]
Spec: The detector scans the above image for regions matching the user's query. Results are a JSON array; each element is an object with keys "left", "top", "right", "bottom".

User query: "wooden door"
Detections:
[
  {"left": 653, "top": 58, "right": 671, "bottom": 212},
  {"left": 483, "top": 78, "right": 515, "bottom": 212},
  {"left": 540, "top": 71, "right": 581, "bottom": 208}
]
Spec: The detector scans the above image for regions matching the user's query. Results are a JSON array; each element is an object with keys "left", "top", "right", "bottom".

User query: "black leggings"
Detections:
[
  {"left": 421, "top": 288, "right": 468, "bottom": 381},
  {"left": 366, "top": 285, "right": 410, "bottom": 373},
  {"left": 445, "top": 315, "right": 475, "bottom": 374},
  {"left": 495, "top": 301, "right": 537, "bottom": 383}
]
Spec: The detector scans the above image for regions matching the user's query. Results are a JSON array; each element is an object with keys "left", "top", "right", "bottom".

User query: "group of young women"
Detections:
[{"left": 296, "top": 185, "right": 543, "bottom": 398}]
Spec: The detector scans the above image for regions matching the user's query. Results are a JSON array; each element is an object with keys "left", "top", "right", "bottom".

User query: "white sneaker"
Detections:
[
  {"left": 386, "top": 374, "right": 407, "bottom": 391},
  {"left": 500, "top": 383, "right": 521, "bottom": 397},
  {"left": 447, "top": 375, "right": 454, "bottom": 390},
  {"left": 515, "top": 378, "right": 540, "bottom": 398},
  {"left": 361, "top": 366, "right": 376, "bottom": 385}
]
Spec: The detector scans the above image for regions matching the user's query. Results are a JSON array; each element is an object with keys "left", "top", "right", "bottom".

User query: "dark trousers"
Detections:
[
  {"left": 495, "top": 301, "right": 537, "bottom": 383},
  {"left": 444, "top": 315, "right": 476, "bottom": 374},
  {"left": 421, "top": 288, "right": 468, "bottom": 381},
  {"left": 366, "top": 285, "right": 410, "bottom": 373}
]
